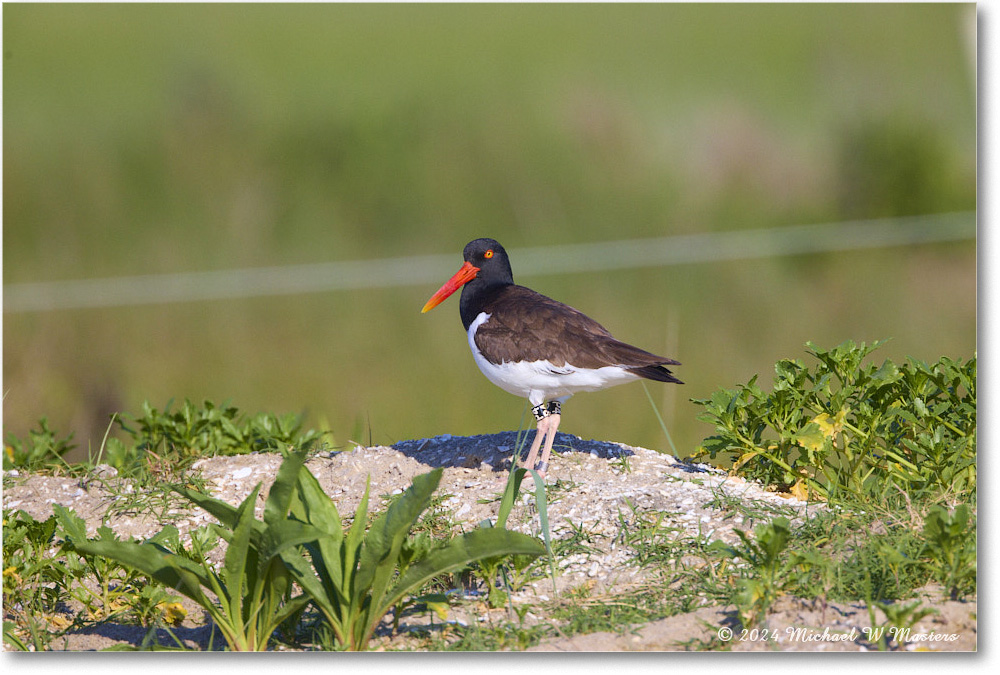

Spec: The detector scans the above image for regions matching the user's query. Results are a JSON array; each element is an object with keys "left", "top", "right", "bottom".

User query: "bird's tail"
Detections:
[{"left": 627, "top": 363, "right": 683, "bottom": 385}]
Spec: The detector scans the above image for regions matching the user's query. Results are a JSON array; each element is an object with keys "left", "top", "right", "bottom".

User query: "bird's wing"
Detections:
[{"left": 474, "top": 285, "right": 679, "bottom": 372}]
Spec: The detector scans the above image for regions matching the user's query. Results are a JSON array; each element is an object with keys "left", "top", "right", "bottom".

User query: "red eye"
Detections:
[{"left": 484, "top": 250, "right": 494, "bottom": 259}]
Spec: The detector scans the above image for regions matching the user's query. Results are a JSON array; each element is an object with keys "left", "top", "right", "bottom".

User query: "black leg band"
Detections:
[{"left": 531, "top": 401, "right": 562, "bottom": 421}]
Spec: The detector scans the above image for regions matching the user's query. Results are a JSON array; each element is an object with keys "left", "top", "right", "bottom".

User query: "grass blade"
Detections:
[
  {"left": 525, "top": 469, "right": 558, "bottom": 594},
  {"left": 641, "top": 380, "right": 678, "bottom": 456}
]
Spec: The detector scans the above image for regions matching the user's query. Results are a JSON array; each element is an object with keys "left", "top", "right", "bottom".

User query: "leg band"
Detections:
[
  {"left": 531, "top": 401, "right": 562, "bottom": 421},
  {"left": 535, "top": 460, "right": 549, "bottom": 474},
  {"left": 531, "top": 403, "right": 551, "bottom": 420}
]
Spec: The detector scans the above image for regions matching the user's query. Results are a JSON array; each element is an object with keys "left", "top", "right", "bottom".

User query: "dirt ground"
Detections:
[{"left": 2, "top": 431, "right": 977, "bottom": 652}]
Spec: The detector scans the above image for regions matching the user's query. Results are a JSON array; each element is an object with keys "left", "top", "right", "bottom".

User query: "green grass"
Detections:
[{"left": 2, "top": 3, "right": 976, "bottom": 459}]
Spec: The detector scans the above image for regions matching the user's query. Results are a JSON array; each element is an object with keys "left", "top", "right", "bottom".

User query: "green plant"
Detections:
[
  {"left": 865, "top": 598, "right": 938, "bottom": 651},
  {"left": 4, "top": 417, "right": 76, "bottom": 472},
  {"left": 474, "top": 466, "right": 556, "bottom": 609},
  {"left": 552, "top": 520, "right": 606, "bottom": 558},
  {"left": 617, "top": 501, "right": 684, "bottom": 568},
  {"left": 920, "top": 504, "right": 976, "bottom": 600},
  {"left": 279, "top": 462, "right": 546, "bottom": 650},
  {"left": 692, "top": 340, "right": 976, "bottom": 504},
  {"left": 711, "top": 517, "right": 792, "bottom": 627},
  {"left": 60, "top": 525, "right": 157, "bottom": 622},
  {"left": 432, "top": 617, "right": 551, "bottom": 651},
  {"left": 117, "top": 398, "right": 327, "bottom": 466},
  {"left": 56, "top": 448, "right": 319, "bottom": 651},
  {"left": 549, "top": 582, "right": 670, "bottom": 638},
  {"left": 2, "top": 507, "right": 188, "bottom": 651},
  {"left": 2, "top": 510, "right": 73, "bottom": 650}
]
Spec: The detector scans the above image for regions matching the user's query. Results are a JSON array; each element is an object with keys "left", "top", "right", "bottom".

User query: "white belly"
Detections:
[{"left": 467, "top": 312, "right": 640, "bottom": 407}]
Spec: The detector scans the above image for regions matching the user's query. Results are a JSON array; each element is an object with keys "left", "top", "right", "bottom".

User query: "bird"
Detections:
[{"left": 421, "top": 238, "right": 682, "bottom": 478}]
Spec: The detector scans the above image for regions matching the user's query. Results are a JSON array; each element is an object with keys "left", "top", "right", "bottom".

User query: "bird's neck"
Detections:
[{"left": 459, "top": 278, "right": 512, "bottom": 330}]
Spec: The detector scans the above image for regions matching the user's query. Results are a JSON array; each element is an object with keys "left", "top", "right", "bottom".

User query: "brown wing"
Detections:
[{"left": 473, "top": 285, "right": 681, "bottom": 383}]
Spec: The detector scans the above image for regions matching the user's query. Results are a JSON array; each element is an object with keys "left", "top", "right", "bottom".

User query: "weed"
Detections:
[
  {"left": 551, "top": 520, "right": 606, "bottom": 558},
  {"left": 430, "top": 617, "right": 551, "bottom": 651},
  {"left": 919, "top": 504, "right": 976, "bottom": 600},
  {"left": 712, "top": 517, "right": 793, "bottom": 627},
  {"left": 474, "top": 465, "right": 558, "bottom": 610},
  {"left": 117, "top": 398, "right": 327, "bottom": 467},
  {"left": 56, "top": 450, "right": 317, "bottom": 651},
  {"left": 4, "top": 417, "right": 76, "bottom": 472},
  {"left": 692, "top": 340, "right": 976, "bottom": 504},
  {"left": 2, "top": 508, "right": 187, "bottom": 651},
  {"left": 2, "top": 509, "right": 72, "bottom": 650},
  {"left": 617, "top": 502, "right": 685, "bottom": 568},
  {"left": 549, "top": 583, "right": 667, "bottom": 637},
  {"left": 702, "top": 486, "right": 795, "bottom": 529},
  {"left": 865, "top": 598, "right": 938, "bottom": 651},
  {"left": 279, "top": 455, "right": 545, "bottom": 650}
]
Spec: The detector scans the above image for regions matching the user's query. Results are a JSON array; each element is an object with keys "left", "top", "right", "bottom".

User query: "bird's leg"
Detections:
[
  {"left": 535, "top": 401, "right": 562, "bottom": 478},
  {"left": 521, "top": 403, "right": 553, "bottom": 471}
]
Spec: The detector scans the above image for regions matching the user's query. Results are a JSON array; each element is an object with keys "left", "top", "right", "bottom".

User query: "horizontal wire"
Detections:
[{"left": 2, "top": 211, "right": 975, "bottom": 313}]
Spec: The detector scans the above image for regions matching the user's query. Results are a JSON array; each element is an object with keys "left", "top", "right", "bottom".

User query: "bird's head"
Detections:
[{"left": 421, "top": 238, "right": 513, "bottom": 313}]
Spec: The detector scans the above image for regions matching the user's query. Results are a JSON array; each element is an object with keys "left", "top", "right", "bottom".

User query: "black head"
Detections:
[
  {"left": 421, "top": 238, "right": 516, "bottom": 329},
  {"left": 461, "top": 238, "right": 514, "bottom": 286}
]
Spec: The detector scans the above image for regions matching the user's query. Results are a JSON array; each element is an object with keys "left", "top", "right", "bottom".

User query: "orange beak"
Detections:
[{"left": 421, "top": 261, "right": 480, "bottom": 313}]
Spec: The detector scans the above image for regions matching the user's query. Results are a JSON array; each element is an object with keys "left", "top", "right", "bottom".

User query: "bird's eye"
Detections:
[{"left": 484, "top": 250, "right": 494, "bottom": 259}]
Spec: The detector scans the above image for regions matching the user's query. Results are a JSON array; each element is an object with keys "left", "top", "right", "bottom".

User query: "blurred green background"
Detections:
[{"left": 2, "top": 3, "right": 976, "bottom": 460}]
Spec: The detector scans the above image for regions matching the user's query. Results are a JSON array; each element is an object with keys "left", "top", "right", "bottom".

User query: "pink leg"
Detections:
[
  {"left": 520, "top": 417, "right": 547, "bottom": 471},
  {"left": 535, "top": 413, "right": 561, "bottom": 478}
]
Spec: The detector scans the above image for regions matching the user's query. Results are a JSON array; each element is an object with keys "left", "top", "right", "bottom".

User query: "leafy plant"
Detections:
[
  {"left": 2, "top": 510, "right": 73, "bottom": 650},
  {"left": 692, "top": 340, "right": 976, "bottom": 504},
  {"left": 865, "top": 598, "right": 938, "bottom": 651},
  {"left": 711, "top": 517, "right": 792, "bottom": 627},
  {"left": 4, "top": 417, "right": 76, "bottom": 471},
  {"left": 920, "top": 504, "right": 976, "bottom": 600},
  {"left": 56, "top": 448, "right": 319, "bottom": 651},
  {"left": 115, "top": 398, "right": 327, "bottom": 467},
  {"left": 60, "top": 524, "right": 159, "bottom": 623},
  {"left": 2, "top": 508, "right": 188, "bottom": 651},
  {"left": 279, "top": 462, "right": 546, "bottom": 650}
]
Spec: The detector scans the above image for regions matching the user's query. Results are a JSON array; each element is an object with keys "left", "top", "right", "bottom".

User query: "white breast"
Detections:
[{"left": 466, "top": 312, "right": 640, "bottom": 407}]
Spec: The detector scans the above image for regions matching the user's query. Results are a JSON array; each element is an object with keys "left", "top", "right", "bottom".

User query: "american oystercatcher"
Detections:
[{"left": 422, "top": 238, "right": 682, "bottom": 478}]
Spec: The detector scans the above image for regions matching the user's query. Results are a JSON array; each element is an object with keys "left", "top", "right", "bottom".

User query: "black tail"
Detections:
[{"left": 628, "top": 363, "right": 683, "bottom": 385}]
